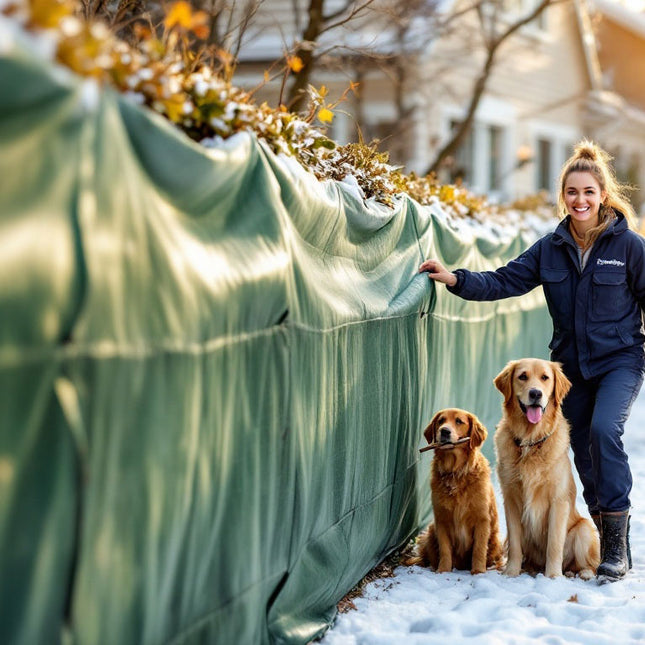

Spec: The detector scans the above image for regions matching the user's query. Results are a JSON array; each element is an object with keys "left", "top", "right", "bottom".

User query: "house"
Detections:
[
  {"left": 233, "top": 0, "right": 645, "bottom": 212},
  {"left": 588, "top": 0, "right": 645, "bottom": 213}
]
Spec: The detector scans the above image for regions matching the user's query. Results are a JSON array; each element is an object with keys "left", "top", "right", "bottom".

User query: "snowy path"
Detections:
[{"left": 321, "top": 386, "right": 645, "bottom": 645}]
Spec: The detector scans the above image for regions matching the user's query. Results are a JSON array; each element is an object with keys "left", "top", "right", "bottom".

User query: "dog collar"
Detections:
[{"left": 513, "top": 429, "right": 555, "bottom": 449}]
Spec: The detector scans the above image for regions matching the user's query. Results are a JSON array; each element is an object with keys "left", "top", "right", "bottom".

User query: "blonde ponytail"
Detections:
[{"left": 557, "top": 139, "right": 638, "bottom": 231}]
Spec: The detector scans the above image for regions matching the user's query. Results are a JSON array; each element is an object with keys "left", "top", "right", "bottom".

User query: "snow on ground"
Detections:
[{"left": 321, "top": 385, "right": 645, "bottom": 645}]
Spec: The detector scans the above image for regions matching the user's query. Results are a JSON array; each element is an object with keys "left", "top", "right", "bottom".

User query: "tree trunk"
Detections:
[
  {"left": 425, "top": 0, "right": 553, "bottom": 175},
  {"left": 426, "top": 47, "right": 495, "bottom": 175},
  {"left": 287, "top": 0, "right": 325, "bottom": 112}
]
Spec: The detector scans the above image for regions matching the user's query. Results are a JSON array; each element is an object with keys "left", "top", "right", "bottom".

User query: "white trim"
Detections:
[
  {"left": 591, "top": 0, "right": 645, "bottom": 39},
  {"left": 498, "top": 0, "right": 554, "bottom": 44},
  {"left": 573, "top": 0, "right": 603, "bottom": 91},
  {"left": 527, "top": 121, "right": 580, "bottom": 196},
  {"left": 439, "top": 97, "right": 517, "bottom": 198},
  {"left": 362, "top": 102, "right": 398, "bottom": 122}
]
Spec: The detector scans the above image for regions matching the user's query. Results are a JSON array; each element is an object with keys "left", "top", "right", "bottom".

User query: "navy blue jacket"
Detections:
[{"left": 448, "top": 212, "right": 645, "bottom": 379}]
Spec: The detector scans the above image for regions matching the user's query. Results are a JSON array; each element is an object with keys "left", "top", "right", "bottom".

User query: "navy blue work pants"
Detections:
[{"left": 562, "top": 366, "right": 644, "bottom": 513}]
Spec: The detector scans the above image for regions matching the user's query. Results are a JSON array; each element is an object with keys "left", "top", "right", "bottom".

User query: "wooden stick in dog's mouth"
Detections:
[{"left": 419, "top": 437, "right": 470, "bottom": 453}]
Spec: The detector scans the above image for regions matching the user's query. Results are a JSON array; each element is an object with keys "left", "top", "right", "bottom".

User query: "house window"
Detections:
[
  {"left": 450, "top": 120, "right": 474, "bottom": 184},
  {"left": 503, "top": 0, "right": 548, "bottom": 30},
  {"left": 537, "top": 138, "right": 552, "bottom": 191},
  {"left": 448, "top": 120, "right": 508, "bottom": 195},
  {"left": 536, "top": 7, "right": 548, "bottom": 30},
  {"left": 489, "top": 125, "right": 504, "bottom": 191}
]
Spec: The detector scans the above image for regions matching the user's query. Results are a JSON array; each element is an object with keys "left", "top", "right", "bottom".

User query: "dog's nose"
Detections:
[
  {"left": 529, "top": 388, "right": 542, "bottom": 403},
  {"left": 440, "top": 427, "right": 451, "bottom": 441}
]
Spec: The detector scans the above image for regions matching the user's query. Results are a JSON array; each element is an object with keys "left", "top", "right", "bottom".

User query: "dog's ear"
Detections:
[
  {"left": 423, "top": 411, "right": 442, "bottom": 444},
  {"left": 469, "top": 414, "right": 488, "bottom": 449},
  {"left": 493, "top": 361, "right": 516, "bottom": 406},
  {"left": 551, "top": 361, "right": 571, "bottom": 407}
]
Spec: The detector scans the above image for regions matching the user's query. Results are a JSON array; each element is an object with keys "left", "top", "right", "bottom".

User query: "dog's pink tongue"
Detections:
[{"left": 526, "top": 406, "right": 543, "bottom": 424}]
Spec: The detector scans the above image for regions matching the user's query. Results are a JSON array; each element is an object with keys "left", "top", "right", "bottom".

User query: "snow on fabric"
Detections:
[{"left": 321, "top": 386, "right": 645, "bottom": 645}]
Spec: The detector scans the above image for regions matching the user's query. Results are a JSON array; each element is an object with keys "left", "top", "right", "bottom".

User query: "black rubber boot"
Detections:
[
  {"left": 597, "top": 511, "right": 630, "bottom": 584},
  {"left": 591, "top": 513, "right": 602, "bottom": 544},
  {"left": 627, "top": 515, "right": 632, "bottom": 570},
  {"left": 591, "top": 513, "right": 631, "bottom": 569}
]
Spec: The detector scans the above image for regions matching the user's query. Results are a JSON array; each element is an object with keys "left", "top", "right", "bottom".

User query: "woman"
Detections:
[{"left": 419, "top": 141, "right": 645, "bottom": 582}]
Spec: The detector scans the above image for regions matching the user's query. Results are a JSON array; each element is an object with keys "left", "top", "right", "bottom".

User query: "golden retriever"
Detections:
[
  {"left": 494, "top": 358, "right": 600, "bottom": 579},
  {"left": 407, "top": 408, "right": 503, "bottom": 574}
]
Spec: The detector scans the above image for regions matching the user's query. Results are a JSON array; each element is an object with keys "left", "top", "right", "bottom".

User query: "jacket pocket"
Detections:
[
  {"left": 540, "top": 268, "right": 572, "bottom": 321},
  {"left": 591, "top": 271, "right": 631, "bottom": 322},
  {"left": 541, "top": 268, "right": 569, "bottom": 282},
  {"left": 617, "top": 324, "right": 632, "bottom": 345}
]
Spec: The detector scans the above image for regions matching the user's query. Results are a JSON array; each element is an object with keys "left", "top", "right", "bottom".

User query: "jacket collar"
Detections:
[{"left": 551, "top": 210, "right": 627, "bottom": 246}]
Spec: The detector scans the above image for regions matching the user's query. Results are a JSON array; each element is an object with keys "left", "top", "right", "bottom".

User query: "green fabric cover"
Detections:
[{"left": 0, "top": 45, "right": 551, "bottom": 645}]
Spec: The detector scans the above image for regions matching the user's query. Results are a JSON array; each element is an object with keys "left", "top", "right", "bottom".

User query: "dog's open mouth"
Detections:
[{"left": 519, "top": 400, "right": 546, "bottom": 424}]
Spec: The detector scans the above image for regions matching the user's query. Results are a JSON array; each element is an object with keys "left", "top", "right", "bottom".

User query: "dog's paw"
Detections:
[
  {"left": 545, "top": 566, "right": 562, "bottom": 579},
  {"left": 578, "top": 568, "right": 595, "bottom": 581},
  {"left": 470, "top": 567, "right": 486, "bottom": 575},
  {"left": 403, "top": 555, "right": 425, "bottom": 567},
  {"left": 503, "top": 563, "right": 521, "bottom": 577}
]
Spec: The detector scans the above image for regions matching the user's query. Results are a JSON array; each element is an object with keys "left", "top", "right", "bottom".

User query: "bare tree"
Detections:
[
  {"left": 425, "top": 0, "right": 556, "bottom": 174},
  {"left": 81, "top": 0, "right": 147, "bottom": 31},
  {"left": 285, "top": 0, "right": 378, "bottom": 111},
  {"left": 86, "top": 0, "right": 557, "bottom": 175},
  {"left": 198, "top": 0, "right": 265, "bottom": 57},
  {"left": 267, "top": 0, "right": 555, "bottom": 172},
  {"left": 83, "top": 0, "right": 265, "bottom": 53},
  {"left": 366, "top": 0, "right": 443, "bottom": 162}
]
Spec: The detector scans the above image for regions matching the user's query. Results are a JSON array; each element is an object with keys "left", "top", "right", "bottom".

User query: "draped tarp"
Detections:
[{"left": 0, "top": 41, "right": 551, "bottom": 645}]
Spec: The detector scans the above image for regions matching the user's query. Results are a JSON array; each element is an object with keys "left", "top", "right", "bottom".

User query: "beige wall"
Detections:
[
  {"left": 597, "top": 20, "right": 645, "bottom": 110},
  {"left": 411, "top": 0, "right": 589, "bottom": 198},
  {"left": 232, "top": 0, "right": 645, "bottom": 210}
]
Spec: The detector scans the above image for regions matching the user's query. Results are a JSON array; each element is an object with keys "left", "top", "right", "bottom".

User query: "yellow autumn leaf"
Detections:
[
  {"left": 192, "top": 23, "right": 210, "bottom": 39},
  {"left": 287, "top": 56, "right": 304, "bottom": 73},
  {"left": 133, "top": 23, "right": 152, "bottom": 40},
  {"left": 317, "top": 107, "right": 334, "bottom": 124},
  {"left": 191, "top": 10, "right": 210, "bottom": 39},
  {"left": 163, "top": 96, "right": 186, "bottom": 122},
  {"left": 439, "top": 184, "right": 456, "bottom": 203},
  {"left": 164, "top": 1, "right": 192, "bottom": 30},
  {"left": 30, "top": 0, "right": 75, "bottom": 29}
]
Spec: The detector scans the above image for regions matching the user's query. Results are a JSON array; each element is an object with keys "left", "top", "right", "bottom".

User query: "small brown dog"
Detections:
[
  {"left": 494, "top": 358, "right": 600, "bottom": 579},
  {"left": 407, "top": 408, "right": 503, "bottom": 574}
]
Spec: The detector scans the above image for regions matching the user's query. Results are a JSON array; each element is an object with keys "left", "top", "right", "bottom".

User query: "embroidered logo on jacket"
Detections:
[{"left": 597, "top": 259, "right": 625, "bottom": 267}]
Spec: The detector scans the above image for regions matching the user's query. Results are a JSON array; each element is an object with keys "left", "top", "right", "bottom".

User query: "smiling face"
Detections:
[{"left": 563, "top": 171, "right": 606, "bottom": 233}]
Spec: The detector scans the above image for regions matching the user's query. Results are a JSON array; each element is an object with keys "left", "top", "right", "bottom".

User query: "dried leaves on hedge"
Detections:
[{"left": 3, "top": 0, "right": 556, "bottom": 222}]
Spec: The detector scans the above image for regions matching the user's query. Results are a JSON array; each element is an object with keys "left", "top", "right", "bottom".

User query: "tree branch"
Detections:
[
  {"left": 427, "top": 0, "right": 555, "bottom": 174},
  {"left": 322, "top": 0, "right": 354, "bottom": 22},
  {"left": 495, "top": 0, "right": 553, "bottom": 46},
  {"left": 320, "top": 0, "right": 378, "bottom": 34}
]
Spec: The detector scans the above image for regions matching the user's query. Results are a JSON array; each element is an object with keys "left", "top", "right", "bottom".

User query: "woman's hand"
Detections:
[{"left": 418, "top": 259, "right": 458, "bottom": 287}]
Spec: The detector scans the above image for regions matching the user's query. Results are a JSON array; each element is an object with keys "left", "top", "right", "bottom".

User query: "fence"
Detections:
[{"left": 0, "top": 47, "right": 551, "bottom": 644}]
